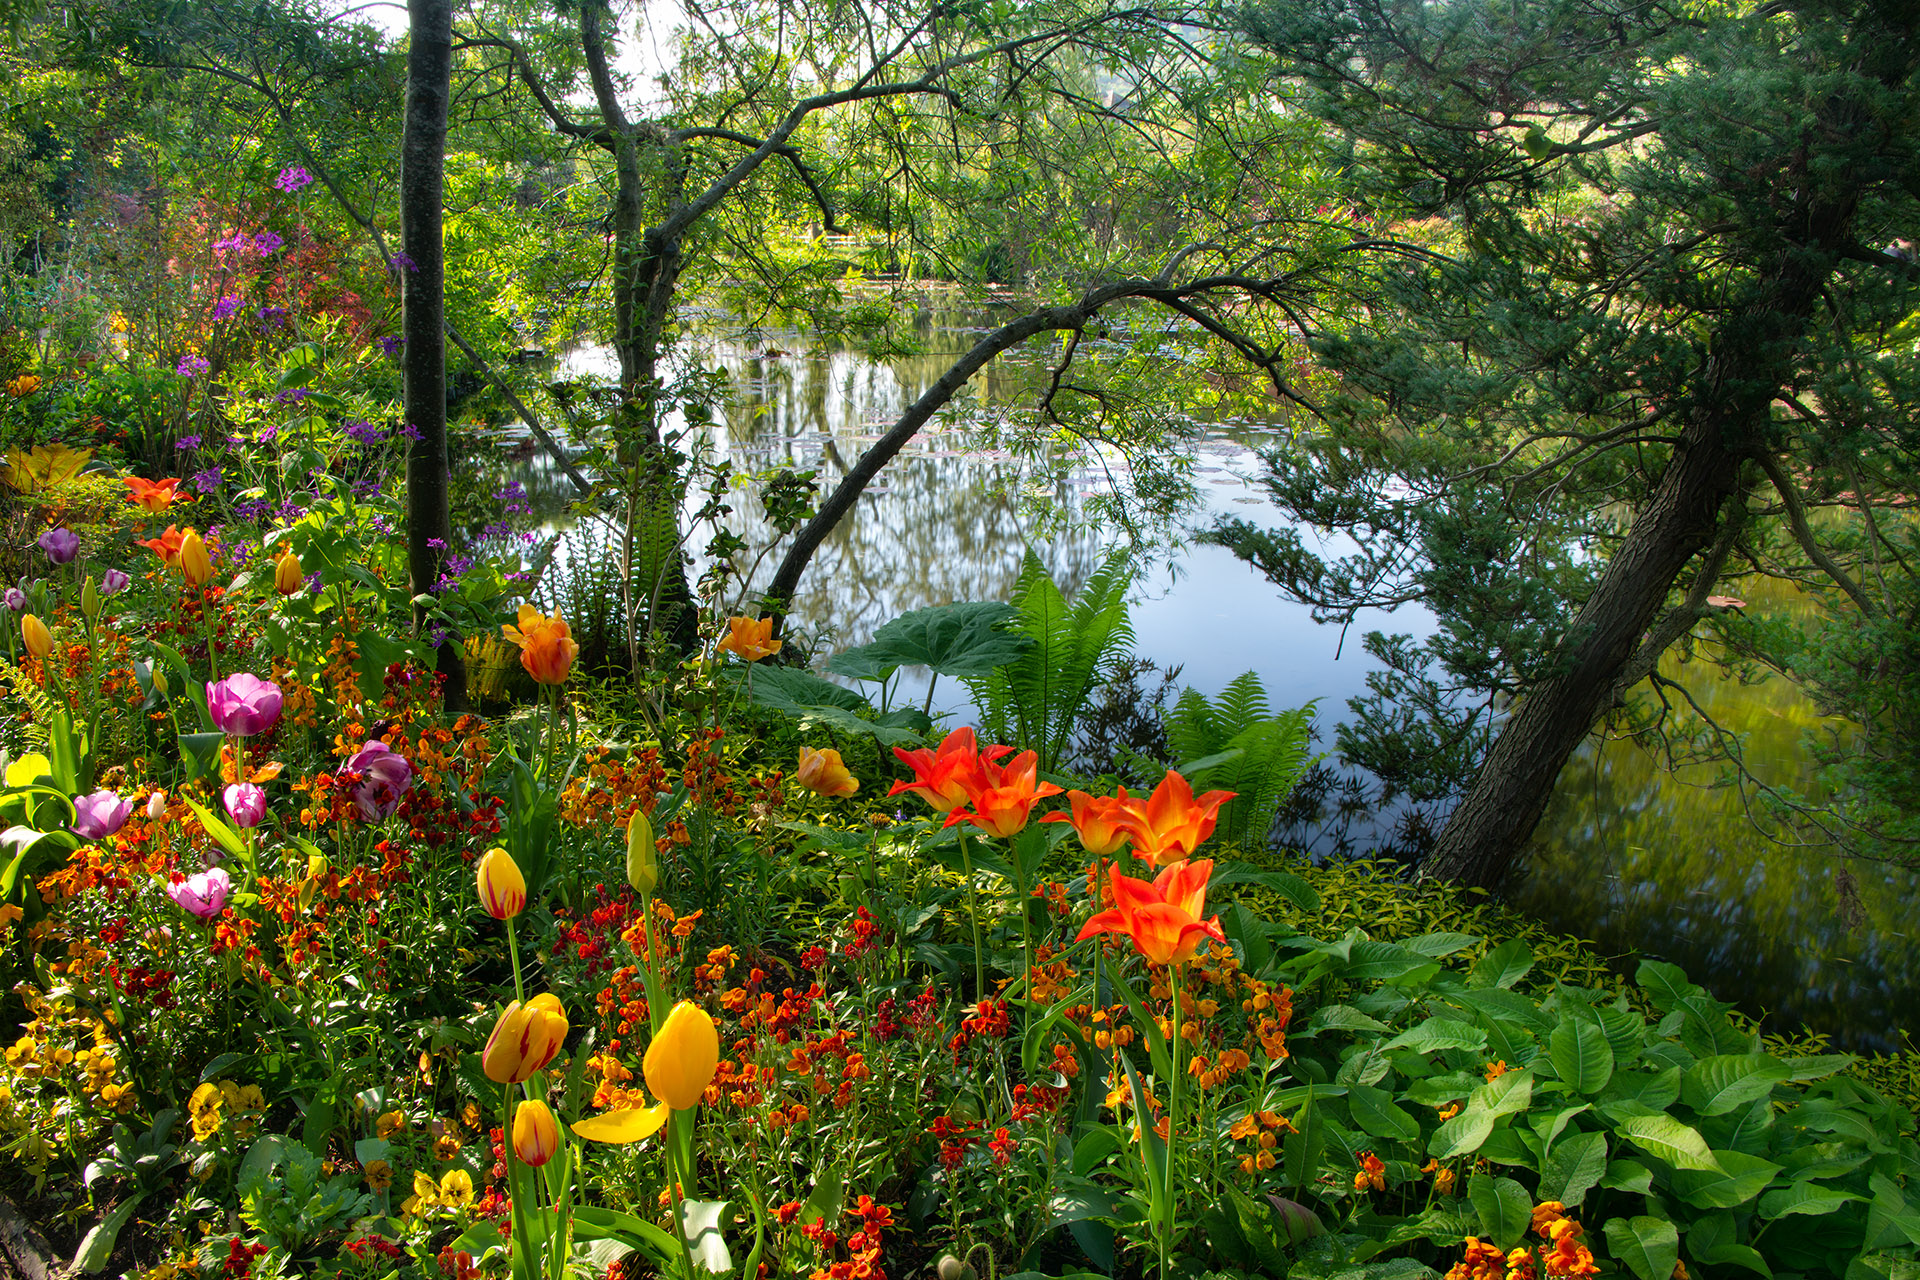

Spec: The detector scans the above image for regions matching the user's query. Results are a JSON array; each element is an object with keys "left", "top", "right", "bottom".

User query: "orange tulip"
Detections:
[
  {"left": 942, "top": 747, "right": 1063, "bottom": 839},
  {"left": 1075, "top": 858, "right": 1226, "bottom": 966},
  {"left": 122, "top": 477, "right": 183, "bottom": 512},
  {"left": 178, "top": 529, "right": 213, "bottom": 587},
  {"left": 1041, "top": 788, "right": 1138, "bottom": 857},
  {"left": 512, "top": 1099, "right": 561, "bottom": 1167},
  {"left": 21, "top": 614, "right": 51, "bottom": 661},
  {"left": 889, "top": 727, "right": 1006, "bottom": 814},
  {"left": 482, "top": 994, "right": 569, "bottom": 1083},
  {"left": 714, "top": 615, "right": 781, "bottom": 661},
  {"left": 476, "top": 847, "right": 526, "bottom": 919},
  {"left": 501, "top": 604, "right": 579, "bottom": 685},
  {"left": 1124, "top": 770, "right": 1236, "bottom": 868},
  {"left": 796, "top": 746, "right": 859, "bottom": 798},
  {"left": 138, "top": 524, "right": 186, "bottom": 566}
]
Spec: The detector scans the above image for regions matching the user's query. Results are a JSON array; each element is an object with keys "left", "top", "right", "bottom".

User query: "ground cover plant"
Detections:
[{"left": 0, "top": 440, "right": 1911, "bottom": 1280}]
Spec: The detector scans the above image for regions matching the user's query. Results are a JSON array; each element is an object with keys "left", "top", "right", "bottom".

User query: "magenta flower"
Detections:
[
  {"left": 37, "top": 528, "right": 79, "bottom": 565},
  {"left": 72, "top": 791, "right": 132, "bottom": 840},
  {"left": 223, "top": 783, "right": 266, "bottom": 829},
  {"left": 102, "top": 569, "right": 130, "bottom": 595},
  {"left": 344, "top": 741, "right": 413, "bottom": 821},
  {"left": 205, "top": 673, "right": 282, "bottom": 737},
  {"left": 176, "top": 354, "right": 211, "bottom": 378},
  {"left": 274, "top": 166, "right": 314, "bottom": 193},
  {"left": 168, "top": 866, "right": 231, "bottom": 919}
]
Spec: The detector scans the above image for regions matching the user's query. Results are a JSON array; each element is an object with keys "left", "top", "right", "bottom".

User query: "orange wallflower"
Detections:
[
  {"left": 714, "top": 615, "right": 781, "bottom": 661},
  {"left": 942, "top": 746, "right": 1063, "bottom": 838},
  {"left": 1041, "top": 788, "right": 1137, "bottom": 856},
  {"left": 501, "top": 605, "right": 579, "bottom": 685},
  {"left": 1074, "top": 858, "right": 1225, "bottom": 966},
  {"left": 889, "top": 727, "right": 1004, "bottom": 814},
  {"left": 1124, "top": 770, "right": 1236, "bottom": 867},
  {"left": 122, "top": 477, "right": 184, "bottom": 512}
]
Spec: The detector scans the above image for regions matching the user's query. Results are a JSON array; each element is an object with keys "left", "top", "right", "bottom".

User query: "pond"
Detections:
[{"left": 501, "top": 307, "right": 1918, "bottom": 1053}]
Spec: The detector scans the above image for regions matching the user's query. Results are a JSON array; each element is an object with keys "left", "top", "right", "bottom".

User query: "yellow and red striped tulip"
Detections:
[{"left": 482, "top": 994, "right": 568, "bottom": 1084}]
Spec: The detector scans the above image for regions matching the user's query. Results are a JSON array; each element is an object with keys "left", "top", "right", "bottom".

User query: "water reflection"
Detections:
[{"left": 506, "top": 314, "right": 1914, "bottom": 1050}]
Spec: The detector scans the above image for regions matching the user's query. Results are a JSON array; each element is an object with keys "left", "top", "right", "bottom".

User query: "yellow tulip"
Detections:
[
  {"left": 179, "top": 529, "right": 213, "bottom": 587},
  {"left": 512, "top": 1099, "right": 560, "bottom": 1167},
  {"left": 796, "top": 746, "right": 859, "bottom": 798},
  {"left": 20, "top": 614, "right": 50, "bottom": 661},
  {"left": 274, "top": 550, "right": 303, "bottom": 596},
  {"left": 476, "top": 847, "right": 525, "bottom": 919},
  {"left": 482, "top": 994, "right": 568, "bottom": 1084},
  {"left": 644, "top": 1000, "right": 719, "bottom": 1110},
  {"left": 570, "top": 1098, "right": 670, "bottom": 1145},
  {"left": 626, "top": 809, "right": 657, "bottom": 897}
]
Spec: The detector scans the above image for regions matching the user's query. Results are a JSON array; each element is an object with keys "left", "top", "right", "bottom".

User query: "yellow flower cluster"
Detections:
[
  {"left": 4, "top": 374, "right": 41, "bottom": 397},
  {"left": 402, "top": 1167, "right": 474, "bottom": 1217},
  {"left": 187, "top": 1080, "right": 267, "bottom": 1142}
]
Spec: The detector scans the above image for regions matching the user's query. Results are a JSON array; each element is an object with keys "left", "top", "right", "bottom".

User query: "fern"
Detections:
[
  {"left": 966, "top": 548, "right": 1135, "bottom": 772},
  {"left": 0, "top": 659, "right": 55, "bottom": 755},
  {"left": 1166, "top": 671, "right": 1319, "bottom": 851}
]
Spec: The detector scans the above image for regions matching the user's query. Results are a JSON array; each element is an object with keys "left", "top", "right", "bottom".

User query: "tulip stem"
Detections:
[
  {"left": 663, "top": 1110, "right": 698, "bottom": 1280},
  {"left": 202, "top": 588, "right": 219, "bottom": 680},
  {"left": 955, "top": 828, "right": 987, "bottom": 1001},
  {"left": 1163, "top": 973, "right": 1183, "bottom": 1280},
  {"left": 503, "top": 1083, "right": 539, "bottom": 1280},
  {"left": 506, "top": 914, "right": 527, "bottom": 1006}
]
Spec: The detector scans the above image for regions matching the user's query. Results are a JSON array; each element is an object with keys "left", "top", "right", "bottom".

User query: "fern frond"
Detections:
[{"left": 0, "top": 659, "right": 55, "bottom": 753}]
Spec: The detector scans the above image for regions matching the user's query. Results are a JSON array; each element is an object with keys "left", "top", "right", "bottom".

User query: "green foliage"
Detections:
[
  {"left": 966, "top": 548, "right": 1134, "bottom": 774},
  {"left": 235, "top": 1136, "right": 374, "bottom": 1253},
  {"left": 1165, "top": 671, "right": 1319, "bottom": 852},
  {"left": 828, "top": 601, "right": 1031, "bottom": 715}
]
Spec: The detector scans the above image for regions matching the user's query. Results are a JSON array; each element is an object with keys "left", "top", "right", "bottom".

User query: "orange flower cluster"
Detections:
[
  {"left": 558, "top": 748, "right": 667, "bottom": 829},
  {"left": 1353, "top": 1150, "right": 1387, "bottom": 1192},
  {"left": 1228, "top": 1108, "right": 1294, "bottom": 1175},
  {"left": 1447, "top": 1204, "right": 1600, "bottom": 1280}
]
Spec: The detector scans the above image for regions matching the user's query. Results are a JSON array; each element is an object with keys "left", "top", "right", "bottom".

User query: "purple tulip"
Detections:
[
  {"left": 37, "top": 528, "right": 79, "bottom": 565},
  {"left": 72, "top": 790, "right": 132, "bottom": 840},
  {"left": 223, "top": 783, "right": 266, "bottom": 829},
  {"left": 205, "top": 673, "right": 283, "bottom": 737},
  {"left": 167, "top": 866, "right": 231, "bottom": 919},
  {"left": 344, "top": 741, "right": 414, "bottom": 821},
  {"left": 3, "top": 589, "right": 23, "bottom": 612},
  {"left": 101, "top": 569, "right": 130, "bottom": 595}
]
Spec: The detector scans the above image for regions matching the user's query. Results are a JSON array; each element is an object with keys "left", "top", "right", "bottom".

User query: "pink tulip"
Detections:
[
  {"left": 223, "top": 783, "right": 266, "bottom": 829},
  {"left": 205, "top": 673, "right": 283, "bottom": 737},
  {"left": 343, "top": 741, "right": 413, "bottom": 821},
  {"left": 168, "top": 867, "right": 231, "bottom": 919},
  {"left": 72, "top": 791, "right": 131, "bottom": 840}
]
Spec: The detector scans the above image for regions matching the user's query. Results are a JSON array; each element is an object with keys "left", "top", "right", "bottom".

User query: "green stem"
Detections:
[
  {"left": 504, "top": 1083, "right": 538, "bottom": 1280},
  {"left": 202, "top": 588, "right": 219, "bottom": 680},
  {"left": 956, "top": 827, "right": 987, "bottom": 1001},
  {"left": 507, "top": 915, "right": 526, "bottom": 1005},
  {"left": 1164, "top": 974, "right": 1183, "bottom": 1280},
  {"left": 664, "top": 1110, "right": 698, "bottom": 1280}
]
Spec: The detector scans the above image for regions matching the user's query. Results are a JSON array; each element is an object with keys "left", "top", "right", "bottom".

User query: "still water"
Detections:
[{"left": 507, "top": 311, "right": 1917, "bottom": 1052}]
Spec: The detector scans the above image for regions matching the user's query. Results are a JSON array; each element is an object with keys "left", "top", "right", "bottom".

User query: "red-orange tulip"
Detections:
[
  {"left": 1076, "top": 858, "right": 1226, "bottom": 966},
  {"left": 889, "top": 727, "right": 1006, "bottom": 815},
  {"left": 1041, "top": 788, "right": 1138, "bottom": 857},
  {"left": 138, "top": 524, "right": 186, "bottom": 567},
  {"left": 942, "top": 747, "right": 1063, "bottom": 839},
  {"left": 1124, "top": 770, "right": 1236, "bottom": 868},
  {"left": 123, "top": 477, "right": 183, "bottom": 512}
]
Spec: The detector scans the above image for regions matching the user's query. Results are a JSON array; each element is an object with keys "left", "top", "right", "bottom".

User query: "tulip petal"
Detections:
[{"left": 570, "top": 1100, "right": 670, "bottom": 1144}]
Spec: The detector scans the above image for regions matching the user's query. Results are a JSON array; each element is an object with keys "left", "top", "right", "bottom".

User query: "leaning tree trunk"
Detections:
[
  {"left": 1421, "top": 194, "right": 1859, "bottom": 889},
  {"left": 400, "top": 0, "right": 465, "bottom": 709}
]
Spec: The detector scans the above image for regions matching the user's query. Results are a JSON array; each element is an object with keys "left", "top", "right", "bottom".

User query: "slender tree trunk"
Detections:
[
  {"left": 1421, "top": 195, "right": 1859, "bottom": 888},
  {"left": 400, "top": 0, "right": 465, "bottom": 708}
]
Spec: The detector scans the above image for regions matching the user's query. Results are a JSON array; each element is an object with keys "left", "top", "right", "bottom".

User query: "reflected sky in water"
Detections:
[{"left": 517, "top": 314, "right": 1914, "bottom": 1050}]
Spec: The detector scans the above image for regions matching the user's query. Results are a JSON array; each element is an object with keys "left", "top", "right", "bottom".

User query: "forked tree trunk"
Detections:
[{"left": 400, "top": 0, "right": 465, "bottom": 708}]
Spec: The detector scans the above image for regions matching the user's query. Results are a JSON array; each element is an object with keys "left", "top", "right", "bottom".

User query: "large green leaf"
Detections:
[
  {"left": 1429, "top": 1109, "right": 1496, "bottom": 1161},
  {"left": 735, "top": 666, "right": 921, "bottom": 746},
  {"left": 1384, "top": 1018, "right": 1487, "bottom": 1056},
  {"left": 1682, "top": 1055, "right": 1791, "bottom": 1116},
  {"left": 1672, "top": 1150, "right": 1782, "bottom": 1210},
  {"left": 1549, "top": 1014, "right": 1614, "bottom": 1095},
  {"left": 1537, "top": 1130, "right": 1608, "bottom": 1208},
  {"left": 1469, "top": 939, "right": 1534, "bottom": 990},
  {"left": 1618, "top": 1115, "right": 1722, "bottom": 1172},
  {"left": 1347, "top": 1085, "right": 1422, "bottom": 1144},
  {"left": 1602, "top": 1216, "right": 1679, "bottom": 1280},
  {"left": 827, "top": 602, "right": 1029, "bottom": 680},
  {"left": 1759, "top": 1183, "right": 1865, "bottom": 1219},
  {"left": 1468, "top": 1176, "right": 1531, "bottom": 1251}
]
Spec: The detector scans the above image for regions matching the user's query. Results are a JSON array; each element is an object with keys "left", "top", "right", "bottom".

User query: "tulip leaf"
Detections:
[
  {"left": 148, "top": 641, "right": 216, "bottom": 730},
  {"left": 182, "top": 796, "right": 249, "bottom": 860},
  {"left": 828, "top": 601, "right": 1029, "bottom": 681},
  {"left": 72, "top": 1190, "right": 145, "bottom": 1275},
  {"left": 679, "top": 1199, "right": 733, "bottom": 1274},
  {"left": 177, "top": 732, "right": 224, "bottom": 784},
  {"left": 570, "top": 1207, "right": 680, "bottom": 1270}
]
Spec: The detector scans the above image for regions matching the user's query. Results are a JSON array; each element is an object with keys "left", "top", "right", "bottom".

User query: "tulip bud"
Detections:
[
  {"left": 81, "top": 576, "right": 100, "bottom": 622},
  {"left": 298, "top": 853, "right": 328, "bottom": 910},
  {"left": 274, "top": 549, "right": 303, "bottom": 596},
  {"left": 21, "top": 614, "right": 51, "bottom": 661},
  {"left": 146, "top": 790, "right": 166, "bottom": 821},
  {"left": 482, "top": 994, "right": 568, "bottom": 1084},
  {"left": 179, "top": 530, "right": 213, "bottom": 587},
  {"left": 151, "top": 665, "right": 169, "bottom": 697},
  {"left": 939, "top": 1258, "right": 978, "bottom": 1280},
  {"left": 476, "top": 847, "right": 526, "bottom": 919},
  {"left": 626, "top": 809, "right": 657, "bottom": 898},
  {"left": 644, "top": 1000, "right": 720, "bottom": 1111},
  {"left": 512, "top": 1099, "right": 560, "bottom": 1167}
]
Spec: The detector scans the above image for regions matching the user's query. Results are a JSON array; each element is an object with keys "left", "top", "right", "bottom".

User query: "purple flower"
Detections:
[
  {"left": 274, "top": 166, "right": 314, "bottom": 194},
  {"left": 212, "top": 232, "right": 250, "bottom": 256},
  {"left": 37, "top": 528, "right": 79, "bottom": 565},
  {"left": 191, "top": 466, "right": 222, "bottom": 495},
  {"left": 398, "top": 422, "right": 423, "bottom": 442},
  {"left": 210, "top": 295, "right": 242, "bottom": 322},
  {"left": 177, "top": 434, "right": 202, "bottom": 451},
  {"left": 253, "top": 232, "right": 284, "bottom": 255},
  {"left": 101, "top": 569, "right": 130, "bottom": 594},
  {"left": 72, "top": 790, "right": 132, "bottom": 840},
  {"left": 168, "top": 866, "right": 231, "bottom": 919},
  {"left": 205, "top": 673, "right": 283, "bottom": 737},
  {"left": 344, "top": 419, "right": 387, "bottom": 444},
  {"left": 272, "top": 388, "right": 312, "bottom": 406},
  {"left": 257, "top": 306, "right": 290, "bottom": 330},
  {"left": 387, "top": 251, "right": 417, "bottom": 274},
  {"left": 343, "top": 741, "right": 413, "bottom": 821},
  {"left": 3, "top": 589, "right": 23, "bottom": 611},
  {"left": 223, "top": 783, "right": 266, "bottom": 829},
  {"left": 176, "top": 354, "right": 211, "bottom": 378},
  {"left": 376, "top": 335, "right": 405, "bottom": 356}
]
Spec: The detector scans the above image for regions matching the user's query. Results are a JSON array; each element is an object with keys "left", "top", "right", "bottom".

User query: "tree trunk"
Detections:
[
  {"left": 1421, "top": 195, "right": 1859, "bottom": 888},
  {"left": 400, "top": 0, "right": 465, "bottom": 709}
]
